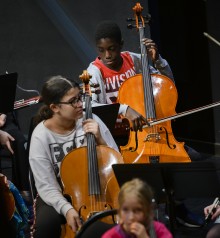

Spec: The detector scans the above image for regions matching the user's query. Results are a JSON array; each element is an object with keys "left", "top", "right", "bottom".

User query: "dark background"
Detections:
[{"left": 0, "top": 0, "right": 220, "bottom": 154}]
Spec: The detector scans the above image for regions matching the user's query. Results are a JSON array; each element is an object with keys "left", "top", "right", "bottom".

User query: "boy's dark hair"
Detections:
[{"left": 95, "top": 21, "right": 122, "bottom": 44}]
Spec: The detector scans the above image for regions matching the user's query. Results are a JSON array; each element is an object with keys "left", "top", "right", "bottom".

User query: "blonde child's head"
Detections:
[{"left": 118, "top": 178, "right": 154, "bottom": 231}]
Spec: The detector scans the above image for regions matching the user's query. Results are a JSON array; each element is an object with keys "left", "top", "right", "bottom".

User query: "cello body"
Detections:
[
  {"left": 0, "top": 174, "right": 15, "bottom": 221},
  {"left": 60, "top": 146, "right": 123, "bottom": 238},
  {"left": 60, "top": 70, "right": 124, "bottom": 238},
  {"left": 118, "top": 73, "right": 191, "bottom": 163}
]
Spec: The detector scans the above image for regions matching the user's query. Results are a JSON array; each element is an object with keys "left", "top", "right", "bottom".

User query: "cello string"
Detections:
[{"left": 86, "top": 88, "right": 103, "bottom": 213}]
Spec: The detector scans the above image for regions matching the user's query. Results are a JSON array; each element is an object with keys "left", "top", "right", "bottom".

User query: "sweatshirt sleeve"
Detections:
[
  {"left": 29, "top": 126, "right": 73, "bottom": 217},
  {"left": 130, "top": 52, "right": 175, "bottom": 82}
]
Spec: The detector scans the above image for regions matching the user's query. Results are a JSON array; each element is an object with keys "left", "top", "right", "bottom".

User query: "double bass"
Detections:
[
  {"left": 60, "top": 70, "right": 123, "bottom": 238},
  {"left": 118, "top": 3, "right": 191, "bottom": 164}
]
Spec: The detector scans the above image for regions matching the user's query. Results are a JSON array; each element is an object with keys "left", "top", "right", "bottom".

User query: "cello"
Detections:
[
  {"left": 117, "top": 3, "right": 191, "bottom": 164},
  {"left": 0, "top": 174, "right": 15, "bottom": 231},
  {"left": 60, "top": 70, "right": 124, "bottom": 238}
]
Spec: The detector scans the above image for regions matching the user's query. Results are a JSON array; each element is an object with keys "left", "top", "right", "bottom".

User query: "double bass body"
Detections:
[{"left": 118, "top": 73, "right": 191, "bottom": 163}]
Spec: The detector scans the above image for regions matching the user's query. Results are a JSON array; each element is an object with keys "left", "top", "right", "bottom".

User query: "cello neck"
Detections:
[{"left": 80, "top": 70, "right": 101, "bottom": 195}]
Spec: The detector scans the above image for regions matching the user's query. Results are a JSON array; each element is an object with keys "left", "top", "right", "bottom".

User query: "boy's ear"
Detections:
[{"left": 120, "top": 39, "right": 124, "bottom": 49}]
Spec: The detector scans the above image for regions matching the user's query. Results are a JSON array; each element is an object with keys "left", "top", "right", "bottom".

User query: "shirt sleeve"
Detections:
[
  {"left": 29, "top": 125, "right": 73, "bottom": 217},
  {"left": 130, "top": 52, "right": 175, "bottom": 82},
  {"left": 118, "top": 104, "right": 128, "bottom": 116}
]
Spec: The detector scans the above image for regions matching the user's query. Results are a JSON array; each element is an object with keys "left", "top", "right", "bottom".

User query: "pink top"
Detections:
[{"left": 101, "top": 221, "right": 173, "bottom": 238}]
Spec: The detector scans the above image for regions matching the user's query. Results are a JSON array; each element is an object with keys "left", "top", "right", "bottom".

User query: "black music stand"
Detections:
[
  {"left": 91, "top": 103, "right": 120, "bottom": 135},
  {"left": 0, "top": 72, "right": 18, "bottom": 113},
  {"left": 112, "top": 160, "right": 220, "bottom": 234},
  {"left": 164, "top": 161, "right": 220, "bottom": 199}
]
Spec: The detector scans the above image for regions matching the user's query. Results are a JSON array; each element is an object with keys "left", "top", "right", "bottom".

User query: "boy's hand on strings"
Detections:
[{"left": 142, "top": 38, "right": 159, "bottom": 62}]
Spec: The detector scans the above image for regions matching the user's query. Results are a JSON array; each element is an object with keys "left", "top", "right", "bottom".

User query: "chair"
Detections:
[
  {"left": 75, "top": 209, "right": 118, "bottom": 238},
  {"left": 27, "top": 115, "right": 39, "bottom": 201},
  {"left": 28, "top": 168, "right": 37, "bottom": 202}
]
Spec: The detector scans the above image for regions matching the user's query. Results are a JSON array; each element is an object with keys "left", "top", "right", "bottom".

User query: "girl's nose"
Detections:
[{"left": 127, "top": 211, "right": 135, "bottom": 221}]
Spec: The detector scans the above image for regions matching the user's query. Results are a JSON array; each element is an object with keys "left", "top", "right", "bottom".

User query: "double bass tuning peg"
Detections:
[
  {"left": 127, "top": 17, "right": 136, "bottom": 29},
  {"left": 127, "top": 14, "right": 151, "bottom": 29}
]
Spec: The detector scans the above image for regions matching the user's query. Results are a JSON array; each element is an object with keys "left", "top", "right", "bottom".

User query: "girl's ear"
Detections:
[{"left": 50, "top": 103, "right": 59, "bottom": 113}]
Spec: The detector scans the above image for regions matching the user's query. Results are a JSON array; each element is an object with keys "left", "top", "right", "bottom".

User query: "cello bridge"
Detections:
[{"left": 144, "top": 133, "right": 161, "bottom": 142}]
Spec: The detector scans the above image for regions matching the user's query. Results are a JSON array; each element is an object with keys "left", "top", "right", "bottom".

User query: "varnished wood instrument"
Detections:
[
  {"left": 117, "top": 3, "right": 190, "bottom": 163},
  {"left": 60, "top": 70, "right": 123, "bottom": 238}
]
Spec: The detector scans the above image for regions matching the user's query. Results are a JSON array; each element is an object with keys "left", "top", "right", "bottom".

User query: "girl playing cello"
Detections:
[{"left": 29, "top": 75, "right": 119, "bottom": 238}]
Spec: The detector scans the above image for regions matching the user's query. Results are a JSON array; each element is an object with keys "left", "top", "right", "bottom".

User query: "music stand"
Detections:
[
  {"left": 91, "top": 103, "right": 120, "bottom": 135},
  {"left": 164, "top": 161, "right": 220, "bottom": 199},
  {"left": 112, "top": 163, "right": 167, "bottom": 203},
  {"left": 0, "top": 72, "right": 18, "bottom": 113}
]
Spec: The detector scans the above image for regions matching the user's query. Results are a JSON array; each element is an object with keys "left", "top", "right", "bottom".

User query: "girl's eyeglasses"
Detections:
[{"left": 58, "top": 94, "right": 83, "bottom": 108}]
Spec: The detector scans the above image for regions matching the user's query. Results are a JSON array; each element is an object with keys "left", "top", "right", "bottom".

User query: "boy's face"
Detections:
[{"left": 96, "top": 38, "right": 123, "bottom": 70}]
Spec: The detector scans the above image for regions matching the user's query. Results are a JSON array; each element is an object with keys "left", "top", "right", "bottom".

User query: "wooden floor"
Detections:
[{"left": 1, "top": 153, "right": 219, "bottom": 238}]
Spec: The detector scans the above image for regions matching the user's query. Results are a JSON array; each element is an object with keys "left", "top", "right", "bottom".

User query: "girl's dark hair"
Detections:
[
  {"left": 95, "top": 21, "right": 122, "bottom": 44},
  {"left": 34, "top": 75, "right": 79, "bottom": 124}
]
